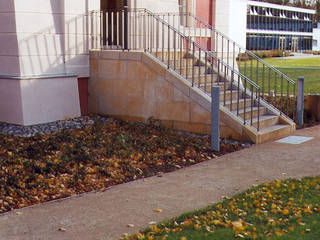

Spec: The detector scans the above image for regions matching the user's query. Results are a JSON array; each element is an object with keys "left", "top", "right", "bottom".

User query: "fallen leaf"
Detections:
[
  {"left": 127, "top": 224, "right": 135, "bottom": 228},
  {"left": 58, "top": 227, "right": 67, "bottom": 232},
  {"left": 153, "top": 208, "right": 163, "bottom": 213}
]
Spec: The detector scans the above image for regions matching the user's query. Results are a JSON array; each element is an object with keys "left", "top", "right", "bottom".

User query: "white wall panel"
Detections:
[
  {"left": 0, "top": 0, "right": 100, "bottom": 77},
  {"left": 20, "top": 77, "right": 81, "bottom": 125},
  {"left": 0, "top": 79, "right": 23, "bottom": 125}
]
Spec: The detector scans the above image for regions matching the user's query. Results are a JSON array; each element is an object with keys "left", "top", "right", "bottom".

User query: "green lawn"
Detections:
[
  {"left": 123, "top": 176, "right": 320, "bottom": 240},
  {"left": 263, "top": 57, "right": 320, "bottom": 67},
  {"left": 238, "top": 57, "right": 320, "bottom": 94}
]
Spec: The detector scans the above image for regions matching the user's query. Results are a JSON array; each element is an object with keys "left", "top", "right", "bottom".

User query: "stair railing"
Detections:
[
  {"left": 155, "top": 12, "right": 297, "bottom": 121},
  {"left": 95, "top": 9, "right": 263, "bottom": 130}
]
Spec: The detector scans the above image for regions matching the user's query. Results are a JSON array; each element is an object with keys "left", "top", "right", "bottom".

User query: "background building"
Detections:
[
  {"left": 246, "top": 0, "right": 315, "bottom": 51},
  {"left": 313, "top": 22, "right": 320, "bottom": 51}
]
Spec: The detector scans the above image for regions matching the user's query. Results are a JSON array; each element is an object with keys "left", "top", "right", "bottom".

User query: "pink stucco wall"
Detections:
[
  {"left": 195, "top": 0, "right": 214, "bottom": 50},
  {"left": 196, "top": 0, "right": 213, "bottom": 25}
]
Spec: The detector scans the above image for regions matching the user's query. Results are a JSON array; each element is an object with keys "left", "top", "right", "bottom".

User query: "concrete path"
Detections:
[
  {"left": 277, "top": 53, "right": 320, "bottom": 59},
  {"left": 1, "top": 125, "right": 320, "bottom": 240}
]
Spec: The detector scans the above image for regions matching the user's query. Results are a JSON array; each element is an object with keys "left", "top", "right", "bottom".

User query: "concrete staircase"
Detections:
[
  {"left": 99, "top": 8, "right": 295, "bottom": 144},
  {"left": 157, "top": 51, "right": 295, "bottom": 143}
]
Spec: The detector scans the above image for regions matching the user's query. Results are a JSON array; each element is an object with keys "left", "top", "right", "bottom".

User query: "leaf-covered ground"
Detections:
[
  {"left": 0, "top": 117, "right": 248, "bottom": 213},
  {"left": 124, "top": 176, "right": 320, "bottom": 240}
]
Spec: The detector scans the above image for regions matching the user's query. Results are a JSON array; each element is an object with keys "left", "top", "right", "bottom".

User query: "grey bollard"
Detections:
[
  {"left": 211, "top": 86, "right": 220, "bottom": 152},
  {"left": 297, "top": 77, "right": 304, "bottom": 126}
]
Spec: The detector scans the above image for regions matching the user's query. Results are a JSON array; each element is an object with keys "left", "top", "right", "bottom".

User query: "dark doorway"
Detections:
[{"left": 101, "top": 0, "right": 128, "bottom": 49}]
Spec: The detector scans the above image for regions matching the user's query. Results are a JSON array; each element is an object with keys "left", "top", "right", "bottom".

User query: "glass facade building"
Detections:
[{"left": 246, "top": 2, "right": 314, "bottom": 51}]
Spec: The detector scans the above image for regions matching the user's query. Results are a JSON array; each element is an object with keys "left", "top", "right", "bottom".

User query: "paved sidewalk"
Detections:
[{"left": 1, "top": 126, "right": 320, "bottom": 240}]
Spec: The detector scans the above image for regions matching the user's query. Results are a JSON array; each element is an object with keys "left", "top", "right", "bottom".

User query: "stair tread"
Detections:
[
  {"left": 246, "top": 114, "right": 279, "bottom": 124},
  {"left": 187, "top": 74, "right": 217, "bottom": 78},
  {"left": 220, "top": 90, "right": 240, "bottom": 94},
  {"left": 258, "top": 124, "right": 290, "bottom": 134},
  {"left": 230, "top": 106, "right": 265, "bottom": 114}
]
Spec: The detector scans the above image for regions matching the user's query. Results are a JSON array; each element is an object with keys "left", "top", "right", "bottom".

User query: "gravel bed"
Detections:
[{"left": 0, "top": 116, "right": 112, "bottom": 137}]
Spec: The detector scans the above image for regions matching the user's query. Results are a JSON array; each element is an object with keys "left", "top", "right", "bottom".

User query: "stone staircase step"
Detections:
[
  {"left": 220, "top": 90, "right": 242, "bottom": 102},
  {"left": 232, "top": 106, "right": 267, "bottom": 120},
  {"left": 257, "top": 124, "right": 293, "bottom": 143},
  {"left": 199, "top": 82, "right": 232, "bottom": 92},
  {"left": 166, "top": 59, "right": 197, "bottom": 68},
  {"left": 224, "top": 98, "right": 254, "bottom": 110},
  {"left": 187, "top": 74, "right": 220, "bottom": 84},
  {"left": 179, "top": 66, "right": 213, "bottom": 76},
  {"left": 248, "top": 115, "right": 280, "bottom": 130},
  {"left": 153, "top": 51, "right": 188, "bottom": 59}
]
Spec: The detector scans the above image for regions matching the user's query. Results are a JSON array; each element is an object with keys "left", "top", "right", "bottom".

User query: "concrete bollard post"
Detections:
[
  {"left": 297, "top": 77, "right": 304, "bottom": 126},
  {"left": 211, "top": 86, "right": 220, "bottom": 152}
]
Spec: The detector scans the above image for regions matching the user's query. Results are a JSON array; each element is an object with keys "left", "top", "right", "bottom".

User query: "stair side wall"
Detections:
[{"left": 89, "top": 50, "right": 243, "bottom": 139}]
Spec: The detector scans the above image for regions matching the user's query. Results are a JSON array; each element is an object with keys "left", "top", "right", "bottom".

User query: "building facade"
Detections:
[
  {"left": 246, "top": 1, "right": 315, "bottom": 51},
  {"left": 0, "top": 0, "right": 316, "bottom": 126},
  {"left": 313, "top": 23, "right": 320, "bottom": 51}
]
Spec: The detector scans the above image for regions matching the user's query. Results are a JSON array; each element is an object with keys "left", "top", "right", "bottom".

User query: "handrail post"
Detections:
[
  {"left": 297, "top": 76, "right": 304, "bottom": 126},
  {"left": 211, "top": 86, "right": 220, "bottom": 152}
]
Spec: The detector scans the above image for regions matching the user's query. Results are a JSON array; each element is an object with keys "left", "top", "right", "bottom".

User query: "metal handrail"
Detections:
[
  {"left": 155, "top": 12, "right": 296, "bottom": 84},
  {"left": 96, "top": 8, "right": 271, "bottom": 130},
  {"left": 155, "top": 11, "right": 297, "bottom": 120}
]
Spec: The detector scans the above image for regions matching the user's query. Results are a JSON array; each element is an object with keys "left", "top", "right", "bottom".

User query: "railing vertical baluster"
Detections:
[
  {"left": 287, "top": 79, "right": 290, "bottom": 117},
  {"left": 218, "top": 59, "right": 220, "bottom": 84},
  {"left": 268, "top": 68, "right": 271, "bottom": 98},
  {"left": 223, "top": 66, "right": 227, "bottom": 106},
  {"left": 281, "top": 75, "right": 284, "bottom": 113},
  {"left": 192, "top": 42, "right": 195, "bottom": 87},
  {"left": 237, "top": 75, "right": 240, "bottom": 116},
  {"left": 198, "top": 48, "right": 201, "bottom": 88},
  {"left": 274, "top": 73, "right": 277, "bottom": 107},
  {"left": 216, "top": 32, "right": 218, "bottom": 59},
  {"left": 150, "top": 13, "right": 153, "bottom": 52},
  {"left": 257, "top": 91, "right": 260, "bottom": 131},
  {"left": 174, "top": 31, "right": 177, "bottom": 71},
  {"left": 134, "top": 10, "right": 137, "bottom": 49},
  {"left": 221, "top": 36, "right": 224, "bottom": 69},
  {"left": 111, "top": 12, "right": 114, "bottom": 46},
  {"left": 251, "top": 85, "right": 254, "bottom": 126},
  {"left": 230, "top": 72, "right": 233, "bottom": 112},
  {"left": 106, "top": 12, "right": 109, "bottom": 47},
  {"left": 140, "top": 12, "right": 142, "bottom": 49},
  {"left": 143, "top": 12, "right": 146, "bottom": 50},
  {"left": 186, "top": 39, "right": 189, "bottom": 80},
  {"left": 122, "top": 10, "right": 125, "bottom": 49},
  {"left": 250, "top": 57, "right": 253, "bottom": 83},
  {"left": 232, "top": 42, "right": 235, "bottom": 72},
  {"left": 161, "top": 22, "right": 164, "bottom": 61},
  {"left": 211, "top": 56, "right": 214, "bottom": 88},
  {"left": 180, "top": 36, "right": 183, "bottom": 75},
  {"left": 243, "top": 79, "right": 247, "bottom": 125},
  {"left": 227, "top": 40, "right": 230, "bottom": 75},
  {"left": 100, "top": 11, "right": 103, "bottom": 49},
  {"left": 244, "top": 54, "right": 247, "bottom": 78},
  {"left": 204, "top": 51, "right": 208, "bottom": 93},
  {"left": 156, "top": 18, "right": 159, "bottom": 54},
  {"left": 256, "top": 57, "right": 259, "bottom": 85},
  {"left": 116, "top": 11, "right": 119, "bottom": 47},
  {"left": 262, "top": 64, "right": 265, "bottom": 98},
  {"left": 167, "top": 24, "right": 170, "bottom": 69},
  {"left": 293, "top": 83, "right": 297, "bottom": 121}
]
